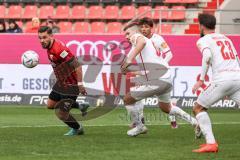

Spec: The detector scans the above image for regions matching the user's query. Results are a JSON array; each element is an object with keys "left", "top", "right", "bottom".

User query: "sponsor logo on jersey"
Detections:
[
  {"left": 60, "top": 50, "right": 68, "bottom": 58},
  {"left": 161, "top": 42, "right": 168, "bottom": 49}
]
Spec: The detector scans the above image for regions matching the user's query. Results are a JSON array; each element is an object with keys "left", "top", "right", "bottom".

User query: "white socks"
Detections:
[
  {"left": 169, "top": 105, "right": 197, "bottom": 126},
  {"left": 136, "top": 101, "right": 144, "bottom": 120},
  {"left": 169, "top": 115, "right": 176, "bottom": 122},
  {"left": 196, "top": 112, "right": 216, "bottom": 144},
  {"left": 125, "top": 102, "right": 143, "bottom": 127}
]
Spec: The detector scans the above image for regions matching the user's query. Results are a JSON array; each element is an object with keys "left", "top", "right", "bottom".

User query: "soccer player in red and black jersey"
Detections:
[{"left": 38, "top": 26, "right": 88, "bottom": 136}]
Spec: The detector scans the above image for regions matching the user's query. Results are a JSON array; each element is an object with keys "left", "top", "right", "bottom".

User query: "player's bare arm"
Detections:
[
  {"left": 76, "top": 65, "right": 87, "bottom": 95},
  {"left": 121, "top": 36, "right": 146, "bottom": 74},
  {"left": 192, "top": 48, "right": 212, "bottom": 94}
]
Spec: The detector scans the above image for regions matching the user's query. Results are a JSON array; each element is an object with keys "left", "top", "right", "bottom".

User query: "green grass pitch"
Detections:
[{"left": 0, "top": 105, "right": 240, "bottom": 160}]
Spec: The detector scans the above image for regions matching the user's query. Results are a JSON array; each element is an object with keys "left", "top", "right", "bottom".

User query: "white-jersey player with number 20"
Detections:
[
  {"left": 192, "top": 14, "right": 240, "bottom": 153},
  {"left": 139, "top": 17, "right": 178, "bottom": 129}
]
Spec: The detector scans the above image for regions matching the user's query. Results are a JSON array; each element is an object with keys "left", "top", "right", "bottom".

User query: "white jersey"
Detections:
[
  {"left": 197, "top": 33, "right": 240, "bottom": 82},
  {"left": 150, "top": 33, "right": 171, "bottom": 54},
  {"left": 129, "top": 33, "right": 171, "bottom": 81}
]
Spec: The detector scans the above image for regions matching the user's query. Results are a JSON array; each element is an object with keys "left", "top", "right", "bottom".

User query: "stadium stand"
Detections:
[
  {"left": 106, "top": 22, "right": 122, "bottom": 33},
  {"left": 105, "top": 5, "right": 119, "bottom": 19},
  {"left": 22, "top": 5, "right": 38, "bottom": 19},
  {"left": 91, "top": 21, "right": 105, "bottom": 33},
  {"left": 58, "top": 21, "right": 72, "bottom": 33},
  {"left": 87, "top": 5, "right": 104, "bottom": 19},
  {"left": 0, "top": 5, "right": 6, "bottom": 19},
  {"left": 39, "top": 5, "right": 54, "bottom": 19},
  {"left": 157, "top": 24, "right": 172, "bottom": 34},
  {"left": 169, "top": 6, "right": 186, "bottom": 20},
  {"left": 6, "top": 5, "right": 22, "bottom": 19},
  {"left": 54, "top": 5, "right": 70, "bottom": 19},
  {"left": 73, "top": 21, "right": 90, "bottom": 33},
  {"left": 0, "top": 0, "right": 227, "bottom": 34},
  {"left": 153, "top": 6, "right": 169, "bottom": 20},
  {"left": 137, "top": 6, "right": 152, "bottom": 18},
  {"left": 120, "top": 5, "right": 136, "bottom": 20},
  {"left": 71, "top": 5, "right": 86, "bottom": 19}
]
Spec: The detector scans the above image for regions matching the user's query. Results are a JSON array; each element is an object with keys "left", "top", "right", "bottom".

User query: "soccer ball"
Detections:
[{"left": 21, "top": 50, "right": 39, "bottom": 68}]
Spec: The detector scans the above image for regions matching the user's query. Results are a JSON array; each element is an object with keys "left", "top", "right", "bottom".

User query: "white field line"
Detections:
[{"left": 0, "top": 122, "right": 240, "bottom": 128}]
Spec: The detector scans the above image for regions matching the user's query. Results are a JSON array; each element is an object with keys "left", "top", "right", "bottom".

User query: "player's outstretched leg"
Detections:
[
  {"left": 159, "top": 102, "right": 202, "bottom": 138},
  {"left": 55, "top": 101, "right": 84, "bottom": 136},
  {"left": 159, "top": 102, "right": 197, "bottom": 126},
  {"left": 169, "top": 114, "right": 178, "bottom": 129},
  {"left": 192, "top": 103, "right": 218, "bottom": 153}
]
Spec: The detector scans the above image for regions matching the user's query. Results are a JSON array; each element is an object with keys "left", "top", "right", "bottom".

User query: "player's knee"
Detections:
[
  {"left": 47, "top": 105, "right": 54, "bottom": 109},
  {"left": 159, "top": 102, "right": 171, "bottom": 113},
  {"left": 47, "top": 99, "right": 56, "bottom": 109},
  {"left": 193, "top": 103, "right": 206, "bottom": 115},
  {"left": 123, "top": 96, "right": 136, "bottom": 105}
]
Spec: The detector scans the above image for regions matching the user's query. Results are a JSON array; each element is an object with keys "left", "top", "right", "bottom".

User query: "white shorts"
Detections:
[
  {"left": 197, "top": 80, "right": 240, "bottom": 108},
  {"left": 130, "top": 79, "right": 172, "bottom": 103}
]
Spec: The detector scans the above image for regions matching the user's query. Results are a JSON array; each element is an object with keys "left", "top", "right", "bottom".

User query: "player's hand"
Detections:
[
  {"left": 121, "top": 61, "right": 131, "bottom": 75},
  {"left": 192, "top": 80, "right": 203, "bottom": 94},
  {"left": 78, "top": 85, "right": 87, "bottom": 95}
]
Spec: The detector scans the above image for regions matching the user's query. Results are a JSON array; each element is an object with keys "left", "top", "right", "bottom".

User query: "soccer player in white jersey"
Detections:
[
  {"left": 121, "top": 22, "right": 199, "bottom": 136},
  {"left": 192, "top": 14, "right": 240, "bottom": 153},
  {"left": 139, "top": 17, "right": 178, "bottom": 129}
]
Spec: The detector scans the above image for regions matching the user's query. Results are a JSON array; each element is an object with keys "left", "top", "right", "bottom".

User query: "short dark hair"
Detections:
[
  {"left": 138, "top": 17, "right": 154, "bottom": 28},
  {"left": 38, "top": 26, "right": 52, "bottom": 34},
  {"left": 123, "top": 21, "right": 139, "bottom": 31},
  {"left": 198, "top": 13, "right": 216, "bottom": 30}
]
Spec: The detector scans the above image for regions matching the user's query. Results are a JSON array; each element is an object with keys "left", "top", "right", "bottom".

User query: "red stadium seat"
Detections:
[
  {"left": 87, "top": 6, "right": 103, "bottom": 19},
  {"left": 169, "top": 6, "right": 185, "bottom": 20},
  {"left": 105, "top": 5, "right": 119, "bottom": 19},
  {"left": 73, "top": 21, "right": 90, "bottom": 33},
  {"left": 58, "top": 21, "right": 72, "bottom": 33},
  {"left": 39, "top": 5, "right": 54, "bottom": 19},
  {"left": 0, "top": 5, "right": 6, "bottom": 18},
  {"left": 71, "top": 5, "right": 86, "bottom": 19},
  {"left": 91, "top": 22, "right": 105, "bottom": 33},
  {"left": 157, "top": 24, "right": 172, "bottom": 34},
  {"left": 54, "top": 5, "right": 70, "bottom": 19},
  {"left": 106, "top": 22, "right": 122, "bottom": 33},
  {"left": 153, "top": 6, "right": 169, "bottom": 20},
  {"left": 120, "top": 5, "right": 136, "bottom": 20},
  {"left": 137, "top": 6, "right": 152, "bottom": 18},
  {"left": 22, "top": 5, "right": 38, "bottom": 19},
  {"left": 6, "top": 5, "right": 22, "bottom": 19}
]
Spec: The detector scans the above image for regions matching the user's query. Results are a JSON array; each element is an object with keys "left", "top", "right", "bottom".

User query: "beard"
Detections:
[
  {"left": 200, "top": 29, "right": 205, "bottom": 37},
  {"left": 41, "top": 41, "right": 50, "bottom": 49}
]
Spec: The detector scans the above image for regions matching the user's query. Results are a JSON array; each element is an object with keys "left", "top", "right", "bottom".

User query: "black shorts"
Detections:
[
  {"left": 49, "top": 84, "right": 79, "bottom": 102},
  {"left": 49, "top": 90, "right": 78, "bottom": 102}
]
